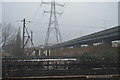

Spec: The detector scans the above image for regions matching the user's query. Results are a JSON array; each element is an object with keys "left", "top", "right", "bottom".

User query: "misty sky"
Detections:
[{"left": 1, "top": 2, "right": 118, "bottom": 46}]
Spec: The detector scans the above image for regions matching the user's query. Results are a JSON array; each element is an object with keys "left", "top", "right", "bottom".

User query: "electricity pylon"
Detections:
[
  {"left": 42, "top": 0, "right": 64, "bottom": 48},
  {"left": 18, "top": 18, "right": 35, "bottom": 56}
]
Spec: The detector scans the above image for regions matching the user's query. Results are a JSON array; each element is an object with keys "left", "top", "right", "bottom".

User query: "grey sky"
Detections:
[
  {"left": 2, "top": 2, "right": 118, "bottom": 46},
  {"left": 0, "top": 2, "right": 1, "bottom": 22}
]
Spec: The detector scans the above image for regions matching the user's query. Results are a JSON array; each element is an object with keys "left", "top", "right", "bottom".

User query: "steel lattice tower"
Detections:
[{"left": 43, "top": 0, "right": 64, "bottom": 47}]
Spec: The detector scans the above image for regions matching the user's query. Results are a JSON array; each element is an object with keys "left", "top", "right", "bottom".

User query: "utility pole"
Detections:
[
  {"left": 22, "top": 18, "right": 25, "bottom": 54},
  {"left": 18, "top": 18, "right": 35, "bottom": 56},
  {"left": 42, "top": 0, "right": 64, "bottom": 48},
  {"left": 31, "top": 31, "right": 33, "bottom": 47}
]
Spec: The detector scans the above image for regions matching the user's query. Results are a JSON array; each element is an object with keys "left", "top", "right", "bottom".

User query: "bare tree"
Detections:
[
  {"left": 0, "top": 23, "right": 2, "bottom": 45},
  {"left": 13, "top": 27, "right": 23, "bottom": 56},
  {"left": 2, "top": 23, "right": 17, "bottom": 47},
  {"left": 0, "top": 23, "right": 1, "bottom": 40},
  {"left": 1, "top": 23, "right": 17, "bottom": 56}
]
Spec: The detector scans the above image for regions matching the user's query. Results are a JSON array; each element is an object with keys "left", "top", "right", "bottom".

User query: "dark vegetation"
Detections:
[{"left": 51, "top": 46, "right": 119, "bottom": 63}]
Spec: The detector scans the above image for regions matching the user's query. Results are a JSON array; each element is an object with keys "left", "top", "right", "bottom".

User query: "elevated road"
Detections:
[{"left": 49, "top": 26, "right": 120, "bottom": 49}]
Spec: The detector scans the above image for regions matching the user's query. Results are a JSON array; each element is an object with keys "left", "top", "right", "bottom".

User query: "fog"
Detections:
[{"left": 1, "top": 2, "right": 118, "bottom": 46}]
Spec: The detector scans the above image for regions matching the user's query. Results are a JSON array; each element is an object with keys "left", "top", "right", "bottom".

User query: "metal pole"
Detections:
[
  {"left": 31, "top": 31, "right": 33, "bottom": 47},
  {"left": 23, "top": 18, "right": 25, "bottom": 54}
]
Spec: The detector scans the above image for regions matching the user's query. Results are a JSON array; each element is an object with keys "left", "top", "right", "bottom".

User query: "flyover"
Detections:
[{"left": 49, "top": 26, "right": 120, "bottom": 49}]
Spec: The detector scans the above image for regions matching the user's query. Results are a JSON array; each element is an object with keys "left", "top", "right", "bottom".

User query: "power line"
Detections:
[
  {"left": 29, "top": 21, "right": 103, "bottom": 29},
  {"left": 31, "top": 4, "right": 42, "bottom": 22}
]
